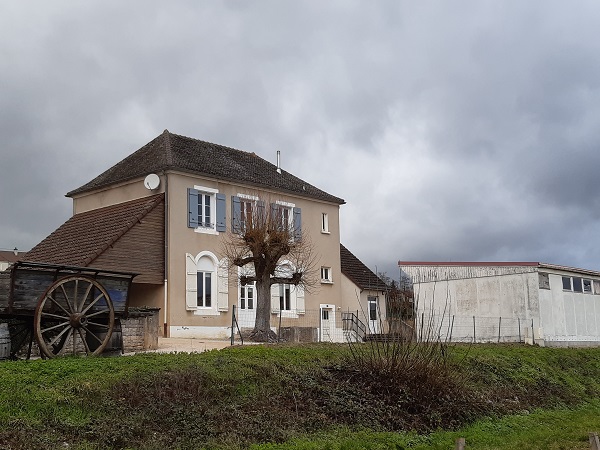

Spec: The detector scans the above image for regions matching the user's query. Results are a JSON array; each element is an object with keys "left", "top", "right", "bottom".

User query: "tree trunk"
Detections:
[{"left": 251, "top": 274, "right": 277, "bottom": 342}]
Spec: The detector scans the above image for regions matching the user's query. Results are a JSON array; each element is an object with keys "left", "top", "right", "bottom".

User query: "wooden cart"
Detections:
[{"left": 0, "top": 261, "right": 136, "bottom": 359}]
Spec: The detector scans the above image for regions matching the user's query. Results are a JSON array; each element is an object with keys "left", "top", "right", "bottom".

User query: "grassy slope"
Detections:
[{"left": 0, "top": 344, "right": 599, "bottom": 449}]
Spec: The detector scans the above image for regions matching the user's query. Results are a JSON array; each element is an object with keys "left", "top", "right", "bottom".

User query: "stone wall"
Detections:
[{"left": 121, "top": 307, "right": 160, "bottom": 352}]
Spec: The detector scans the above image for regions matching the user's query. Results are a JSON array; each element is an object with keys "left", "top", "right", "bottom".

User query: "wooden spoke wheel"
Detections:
[{"left": 34, "top": 275, "right": 115, "bottom": 358}]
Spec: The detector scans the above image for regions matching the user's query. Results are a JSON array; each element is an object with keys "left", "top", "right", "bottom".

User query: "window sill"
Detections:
[
  {"left": 192, "top": 308, "right": 220, "bottom": 316},
  {"left": 194, "top": 227, "right": 219, "bottom": 235},
  {"left": 321, "top": 280, "right": 333, "bottom": 285},
  {"left": 321, "top": 230, "right": 330, "bottom": 235},
  {"left": 272, "top": 310, "right": 299, "bottom": 318}
]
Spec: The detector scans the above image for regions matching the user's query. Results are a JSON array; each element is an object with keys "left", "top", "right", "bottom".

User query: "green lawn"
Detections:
[{"left": 0, "top": 343, "right": 599, "bottom": 449}]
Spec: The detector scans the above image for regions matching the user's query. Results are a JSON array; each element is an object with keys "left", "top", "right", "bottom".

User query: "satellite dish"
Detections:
[{"left": 144, "top": 173, "right": 160, "bottom": 190}]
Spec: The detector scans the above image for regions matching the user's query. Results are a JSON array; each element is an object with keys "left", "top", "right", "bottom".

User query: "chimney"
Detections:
[
  {"left": 276, "top": 150, "right": 281, "bottom": 174},
  {"left": 13, "top": 247, "right": 18, "bottom": 256}
]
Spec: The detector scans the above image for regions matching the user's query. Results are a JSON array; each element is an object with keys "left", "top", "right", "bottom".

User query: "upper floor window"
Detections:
[
  {"left": 562, "top": 275, "right": 596, "bottom": 294},
  {"left": 187, "top": 186, "right": 226, "bottom": 233},
  {"left": 321, "top": 213, "right": 329, "bottom": 234},
  {"left": 539, "top": 273, "right": 550, "bottom": 290},
  {"left": 321, "top": 266, "right": 332, "bottom": 283},
  {"left": 232, "top": 194, "right": 260, "bottom": 233}
]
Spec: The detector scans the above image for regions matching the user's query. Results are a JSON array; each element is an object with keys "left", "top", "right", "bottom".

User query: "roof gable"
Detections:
[
  {"left": 340, "top": 244, "right": 388, "bottom": 292},
  {"left": 67, "top": 130, "right": 345, "bottom": 205}
]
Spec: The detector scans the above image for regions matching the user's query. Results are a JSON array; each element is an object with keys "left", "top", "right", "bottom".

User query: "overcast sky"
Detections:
[{"left": 1, "top": 1, "right": 600, "bottom": 279}]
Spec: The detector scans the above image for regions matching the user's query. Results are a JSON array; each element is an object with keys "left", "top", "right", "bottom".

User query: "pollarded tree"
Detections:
[{"left": 222, "top": 196, "right": 317, "bottom": 342}]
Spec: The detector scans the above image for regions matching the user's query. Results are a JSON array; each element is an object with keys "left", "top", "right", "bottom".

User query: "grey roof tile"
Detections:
[{"left": 67, "top": 130, "right": 345, "bottom": 205}]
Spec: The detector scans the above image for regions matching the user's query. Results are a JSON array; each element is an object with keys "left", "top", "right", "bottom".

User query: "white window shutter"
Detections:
[
  {"left": 217, "top": 258, "right": 229, "bottom": 311},
  {"left": 185, "top": 253, "right": 197, "bottom": 310},
  {"left": 295, "top": 285, "right": 305, "bottom": 314},
  {"left": 271, "top": 284, "right": 280, "bottom": 313}
]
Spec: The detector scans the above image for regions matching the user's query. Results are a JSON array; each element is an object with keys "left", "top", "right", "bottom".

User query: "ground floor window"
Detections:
[
  {"left": 240, "top": 284, "right": 255, "bottom": 310},
  {"left": 197, "top": 271, "right": 212, "bottom": 307},
  {"left": 280, "top": 284, "right": 291, "bottom": 310}
]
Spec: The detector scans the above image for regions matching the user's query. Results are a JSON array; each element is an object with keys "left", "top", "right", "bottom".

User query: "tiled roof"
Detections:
[
  {"left": 67, "top": 130, "right": 345, "bottom": 205},
  {"left": 340, "top": 244, "right": 388, "bottom": 292},
  {"left": 25, "top": 194, "right": 164, "bottom": 266},
  {"left": 0, "top": 250, "right": 23, "bottom": 263}
]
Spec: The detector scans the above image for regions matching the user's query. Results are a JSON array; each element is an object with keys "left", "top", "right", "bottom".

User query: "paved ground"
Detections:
[{"left": 150, "top": 337, "right": 234, "bottom": 353}]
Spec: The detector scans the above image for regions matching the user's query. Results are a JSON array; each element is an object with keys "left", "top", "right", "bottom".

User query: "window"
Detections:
[
  {"left": 232, "top": 194, "right": 261, "bottom": 233},
  {"left": 240, "top": 199, "right": 255, "bottom": 232},
  {"left": 539, "top": 273, "right": 550, "bottom": 290},
  {"left": 279, "top": 284, "right": 291, "bottom": 310},
  {"left": 197, "top": 271, "right": 212, "bottom": 307},
  {"left": 322, "top": 309, "right": 329, "bottom": 320},
  {"left": 185, "top": 252, "right": 228, "bottom": 314},
  {"left": 270, "top": 261, "right": 305, "bottom": 314},
  {"left": 573, "top": 277, "right": 583, "bottom": 293},
  {"left": 240, "top": 284, "right": 255, "bottom": 310},
  {"left": 187, "top": 186, "right": 225, "bottom": 233},
  {"left": 321, "top": 266, "right": 332, "bottom": 283},
  {"left": 368, "top": 296, "right": 378, "bottom": 321},
  {"left": 583, "top": 279, "right": 593, "bottom": 293},
  {"left": 562, "top": 276, "right": 572, "bottom": 291},
  {"left": 321, "top": 213, "right": 329, "bottom": 233}
]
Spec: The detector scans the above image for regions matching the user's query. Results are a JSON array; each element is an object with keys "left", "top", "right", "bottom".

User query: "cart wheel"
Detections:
[{"left": 34, "top": 275, "right": 115, "bottom": 358}]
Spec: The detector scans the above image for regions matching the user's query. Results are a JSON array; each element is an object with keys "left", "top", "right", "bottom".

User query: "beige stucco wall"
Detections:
[
  {"left": 69, "top": 170, "right": 343, "bottom": 339},
  {"left": 72, "top": 177, "right": 163, "bottom": 214},
  {"left": 166, "top": 172, "right": 343, "bottom": 338}
]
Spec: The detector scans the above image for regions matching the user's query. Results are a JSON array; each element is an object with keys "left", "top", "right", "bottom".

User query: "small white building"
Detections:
[
  {"left": 399, "top": 261, "right": 600, "bottom": 347},
  {"left": 0, "top": 250, "right": 22, "bottom": 272}
]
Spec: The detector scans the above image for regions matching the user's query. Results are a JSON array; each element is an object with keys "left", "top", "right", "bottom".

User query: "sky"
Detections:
[{"left": 1, "top": 1, "right": 600, "bottom": 280}]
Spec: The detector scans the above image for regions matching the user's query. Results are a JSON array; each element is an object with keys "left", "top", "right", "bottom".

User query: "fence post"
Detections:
[
  {"left": 518, "top": 318, "right": 521, "bottom": 343},
  {"left": 455, "top": 437, "right": 466, "bottom": 450},
  {"left": 498, "top": 316, "right": 502, "bottom": 343},
  {"left": 531, "top": 319, "right": 535, "bottom": 345},
  {"left": 277, "top": 309, "right": 282, "bottom": 342},
  {"left": 473, "top": 315, "right": 476, "bottom": 343},
  {"left": 230, "top": 305, "right": 236, "bottom": 346},
  {"left": 449, "top": 315, "right": 455, "bottom": 342},
  {"left": 589, "top": 432, "right": 600, "bottom": 450}
]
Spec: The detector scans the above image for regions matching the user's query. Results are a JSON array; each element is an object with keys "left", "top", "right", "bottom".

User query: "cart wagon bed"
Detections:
[{"left": 0, "top": 261, "right": 136, "bottom": 358}]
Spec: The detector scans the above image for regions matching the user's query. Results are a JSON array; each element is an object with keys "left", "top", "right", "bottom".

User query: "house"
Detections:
[
  {"left": 0, "top": 249, "right": 23, "bottom": 272},
  {"left": 340, "top": 244, "right": 389, "bottom": 334},
  {"left": 399, "top": 261, "right": 600, "bottom": 347},
  {"left": 25, "top": 130, "right": 384, "bottom": 341}
]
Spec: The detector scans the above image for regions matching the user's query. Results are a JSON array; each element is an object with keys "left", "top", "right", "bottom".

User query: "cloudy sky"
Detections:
[{"left": 1, "top": 1, "right": 600, "bottom": 278}]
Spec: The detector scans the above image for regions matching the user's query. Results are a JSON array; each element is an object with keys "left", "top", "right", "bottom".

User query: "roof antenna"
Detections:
[{"left": 276, "top": 150, "right": 282, "bottom": 174}]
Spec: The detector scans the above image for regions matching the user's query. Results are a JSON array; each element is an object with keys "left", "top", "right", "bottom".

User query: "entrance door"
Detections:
[
  {"left": 320, "top": 306, "right": 335, "bottom": 342},
  {"left": 239, "top": 283, "right": 256, "bottom": 328},
  {"left": 368, "top": 296, "right": 379, "bottom": 334}
]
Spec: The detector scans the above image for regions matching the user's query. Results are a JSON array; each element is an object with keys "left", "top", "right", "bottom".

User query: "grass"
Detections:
[{"left": 0, "top": 343, "right": 599, "bottom": 449}]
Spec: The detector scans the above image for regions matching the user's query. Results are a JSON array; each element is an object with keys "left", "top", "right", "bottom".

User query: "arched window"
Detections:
[
  {"left": 197, "top": 255, "right": 215, "bottom": 307},
  {"left": 185, "top": 252, "right": 228, "bottom": 313}
]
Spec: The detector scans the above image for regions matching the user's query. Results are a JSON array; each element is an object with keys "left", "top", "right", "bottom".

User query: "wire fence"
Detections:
[{"left": 230, "top": 306, "right": 535, "bottom": 345}]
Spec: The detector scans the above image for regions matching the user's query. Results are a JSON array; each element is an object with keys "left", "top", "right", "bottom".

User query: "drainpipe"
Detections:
[{"left": 163, "top": 172, "right": 169, "bottom": 337}]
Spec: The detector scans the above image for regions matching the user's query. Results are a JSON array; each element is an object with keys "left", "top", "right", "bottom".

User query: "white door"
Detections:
[
  {"left": 320, "top": 307, "right": 335, "bottom": 342},
  {"left": 368, "top": 296, "right": 379, "bottom": 334},
  {"left": 238, "top": 283, "right": 256, "bottom": 328}
]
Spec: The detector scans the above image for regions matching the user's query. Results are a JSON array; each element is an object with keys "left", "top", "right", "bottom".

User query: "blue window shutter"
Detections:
[
  {"left": 216, "top": 193, "right": 226, "bottom": 232},
  {"left": 293, "top": 207, "right": 302, "bottom": 241},
  {"left": 188, "top": 188, "right": 199, "bottom": 228},
  {"left": 231, "top": 196, "right": 241, "bottom": 233}
]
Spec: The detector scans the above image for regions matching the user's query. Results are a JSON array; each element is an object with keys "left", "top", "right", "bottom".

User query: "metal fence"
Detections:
[
  {"left": 231, "top": 306, "right": 535, "bottom": 345},
  {"left": 415, "top": 312, "right": 534, "bottom": 344}
]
